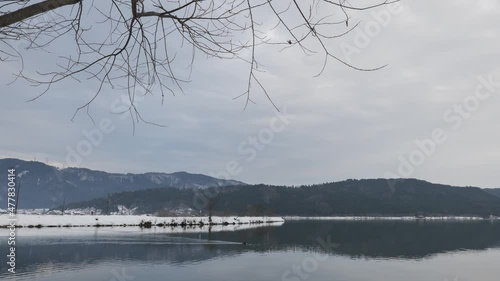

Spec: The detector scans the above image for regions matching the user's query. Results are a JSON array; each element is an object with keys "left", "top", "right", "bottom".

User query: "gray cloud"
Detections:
[{"left": 1, "top": 0, "right": 499, "bottom": 188}]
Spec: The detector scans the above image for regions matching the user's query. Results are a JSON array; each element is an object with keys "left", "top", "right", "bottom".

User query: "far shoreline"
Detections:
[
  {"left": 1, "top": 214, "right": 499, "bottom": 229},
  {"left": 284, "top": 215, "right": 499, "bottom": 221}
]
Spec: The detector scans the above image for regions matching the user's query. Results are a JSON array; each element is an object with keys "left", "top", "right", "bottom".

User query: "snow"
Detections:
[
  {"left": 108, "top": 174, "right": 134, "bottom": 183},
  {"left": 17, "top": 170, "right": 29, "bottom": 178},
  {"left": 0, "top": 221, "right": 284, "bottom": 236},
  {"left": 145, "top": 173, "right": 174, "bottom": 184},
  {"left": 0, "top": 214, "right": 285, "bottom": 228},
  {"left": 78, "top": 171, "right": 96, "bottom": 182},
  {"left": 65, "top": 180, "right": 77, "bottom": 187},
  {"left": 284, "top": 216, "right": 496, "bottom": 221}
]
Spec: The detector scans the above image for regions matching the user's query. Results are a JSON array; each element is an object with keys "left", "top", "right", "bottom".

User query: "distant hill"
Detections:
[
  {"left": 0, "top": 158, "right": 245, "bottom": 208},
  {"left": 485, "top": 189, "right": 500, "bottom": 199},
  {"left": 66, "top": 179, "right": 500, "bottom": 217}
]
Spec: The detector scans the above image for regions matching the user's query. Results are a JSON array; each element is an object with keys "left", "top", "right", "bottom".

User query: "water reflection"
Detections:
[
  {"left": 1, "top": 220, "right": 500, "bottom": 280},
  {"left": 192, "top": 220, "right": 500, "bottom": 259}
]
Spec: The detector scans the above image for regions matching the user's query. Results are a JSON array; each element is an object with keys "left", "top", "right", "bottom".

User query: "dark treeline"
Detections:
[{"left": 65, "top": 179, "right": 500, "bottom": 217}]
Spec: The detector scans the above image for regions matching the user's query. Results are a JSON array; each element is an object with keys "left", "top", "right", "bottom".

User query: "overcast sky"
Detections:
[{"left": 1, "top": 0, "right": 499, "bottom": 188}]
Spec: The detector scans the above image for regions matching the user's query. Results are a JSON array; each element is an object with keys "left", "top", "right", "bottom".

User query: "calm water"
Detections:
[{"left": 1, "top": 220, "right": 500, "bottom": 281}]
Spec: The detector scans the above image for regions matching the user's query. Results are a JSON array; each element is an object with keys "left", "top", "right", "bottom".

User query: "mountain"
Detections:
[
  {"left": 485, "top": 189, "right": 500, "bottom": 199},
  {"left": 0, "top": 158, "right": 245, "bottom": 208},
  {"left": 66, "top": 179, "right": 500, "bottom": 217}
]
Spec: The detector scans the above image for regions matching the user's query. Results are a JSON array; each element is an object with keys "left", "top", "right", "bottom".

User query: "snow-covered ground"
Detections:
[
  {"left": 0, "top": 206, "right": 137, "bottom": 216},
  {"left": 0, "top": 221, "right": 284, "bottom": 237},
  {"left": 2, "top": 214, "right": 495, "bottom": 229},
  {"left": 284, "top": 216, "right": 498, "bottom": 221},
  {"left": 0, "top": 214, "right": 285, "bottom": 228}
]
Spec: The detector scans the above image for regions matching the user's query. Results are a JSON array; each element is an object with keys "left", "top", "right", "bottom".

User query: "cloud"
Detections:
[{"left": 1, "top": 0, "right": 499, "bottom": 188}]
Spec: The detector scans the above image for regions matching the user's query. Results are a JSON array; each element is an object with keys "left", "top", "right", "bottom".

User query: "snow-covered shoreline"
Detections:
[
  {"left": 2, "top": 214, "right": 496, "bottom": 229},
  {"left": 0, "top": 214, "right": 285, "bottom": 228},
  {"left": 0, "top": 222, "right": 285, "bottom": 236},
  {"left": 284, "top": 216, "right": 499, "bottom": 221}
]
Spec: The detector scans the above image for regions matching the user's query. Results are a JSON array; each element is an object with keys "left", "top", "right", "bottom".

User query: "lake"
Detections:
[{"left": 1, "top": 220, "right": 500, "bottom": 281}]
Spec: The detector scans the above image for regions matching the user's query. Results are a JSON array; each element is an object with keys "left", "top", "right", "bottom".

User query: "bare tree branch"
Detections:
[
  {"left": 0, "top": 0, "right": 399, "bottom": 120},
  {"left": 0, "top": 0, "right": 81, "bottom": 28}
]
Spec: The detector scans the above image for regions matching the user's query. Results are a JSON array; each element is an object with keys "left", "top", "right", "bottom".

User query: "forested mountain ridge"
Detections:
[
  {"left": 66, "top": 179, "right": 500, "bottom": 217},
  {"left": 485, "top": 189, "right": 500, "bottom": 199},
  {"left": 0, "top": 158, "right": 245, "bottom": 208}
]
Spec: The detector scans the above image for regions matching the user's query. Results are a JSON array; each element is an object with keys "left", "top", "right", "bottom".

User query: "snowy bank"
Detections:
[
  {"left": 0, "top": 221, "right": 284, "bottom": 236},
  {"left": 284, "top": 216, "right": 498, "bottom": 221},
  {"left": 0, "top": 215, "right": 285, "bottom": 228}
]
